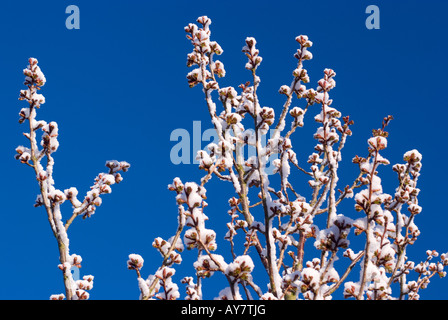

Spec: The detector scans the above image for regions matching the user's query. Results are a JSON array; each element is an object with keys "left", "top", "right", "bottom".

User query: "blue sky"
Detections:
[{"left": 1, "top": 0, "right": 447, "bottom": 300}]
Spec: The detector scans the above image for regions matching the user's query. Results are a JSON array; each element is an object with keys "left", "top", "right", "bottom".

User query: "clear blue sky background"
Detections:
[{"left": 0, "top": 0, "right": 447, "bottom": 300}]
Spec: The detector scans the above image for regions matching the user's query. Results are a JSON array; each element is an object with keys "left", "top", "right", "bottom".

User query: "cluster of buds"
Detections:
[
  {"left": 127, "top": 254, "right": 144, "bottom": 271},
  {"left": 294, "top": 35, "right": 313, "bottom": 60},
  {"left": 41, "top": 122, "right": 59, "bottom": 154},
  {"left": 218, "top": 86, "right": 239, "bottom": 113},
  {"left": 281, "top": 271, "right": 301, "bottom": 299},
  {"left": 170, "top": 179, "right": 206, "bottom": 209},
  {"left": 168, "top": 179, "right": 216, "bottom": 252},
  {"left": 280, "top": 199, "right": 314, "bottom": 236},
  {"left": 289, "top": 107, "right": 305, "bottom": 128},
  {"left": 287, "top": 35, "right": 313, "bottom": 101},
  {"left": 181, "top": 277, "right": 200, "bottom": 300},
  {"left": 184, "top": 16, "right": 223, "bottom": 88},
  {"left": 106, "top": 160, "right": 130, "bottom": 176},
  {"left": 14, "top": 145, "right": 32, "bottom": 164},
  {"left": 49, "top": 294, "right": 65, "bottom": 300},
  {"left": 225, "top": 255, "right": 255, "bottom": 282},
  {"left": 314, "top": 215, "right": 352, "bottom": 252},
  {"left": 18, "top": 58, "right": 46, "bottom": 128},
  {"left": 242, "top": 37, "right": 262, "bottom": 71},
  {"left": 55, "top": 256, "right": 93, "bottom": 300},
  {"left": 257, "top": 107, "right": 275, "bottom": 135},
  {"left": 152, "top": 236, "right": 184, "bottom": 265},
  {"left": 217, "top": 287, "right": 243, "bottom": 300},
  {"left": 194, "top": 254, "right": 225, "bottom": 278},
  {"left": 235, "top": 83, "right": 256, "bottom": 115},
  {"left": 197, "top": 142, "right": 232, "bottom": 175},
  {"left": 196, "top": 150, "right": 214, "bottom": 172},
  {"left": 155, "top": 267, "right": 180, "bottom": 300},
  {"left": 126, "top": 254, "right": 163, "bottom": 300},
  {"left": 295, "top": 258, "right": 335, "bottom": 300},
  {"left": 67, "top": 253, "right": 82, "bottom": 268},
  {"left": 63, "top": 161, "right": 130, "bottom": 219},
  {"left": 73, "top": 275, "right": 94, "bottom": 300},
  {"left": 398, "top": 250, "right": 448, "bottom": 300},
  {"left": 211, "top": 60, "right": 226, "bottom": 78},
  {"left": 225, "top": 197, "right": 250, "bottom": 248},
  {"left": 22, "top": 58, "right": 46, "bottom": 87},
  {"left": 185, "top": 16, "right": 212, "bottom": 54},
  {"left": 19, "top": 58, "right": 46, "bottom": 104},
  {"left": 184, "top": 208, "right": 217, "bottom": 251},
  {"left": 312, "top": 70, "right": 345, "bottom": 150}
]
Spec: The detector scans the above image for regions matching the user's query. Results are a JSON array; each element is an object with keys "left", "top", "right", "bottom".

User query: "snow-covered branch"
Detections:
[
  {"left": 16, "top": 58, "right": 129, "bottom": 300},
  {"left": 127, "top": 16, "right": 448, "bottom": 300}
]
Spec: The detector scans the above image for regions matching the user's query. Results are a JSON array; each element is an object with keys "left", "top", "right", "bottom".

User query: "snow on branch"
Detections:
[
  {"left": 128, "top": 16, "right": 448, "bottom": 300},
  {"left": 16, "top": 58, "right": 129, "bottom": 300}
]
